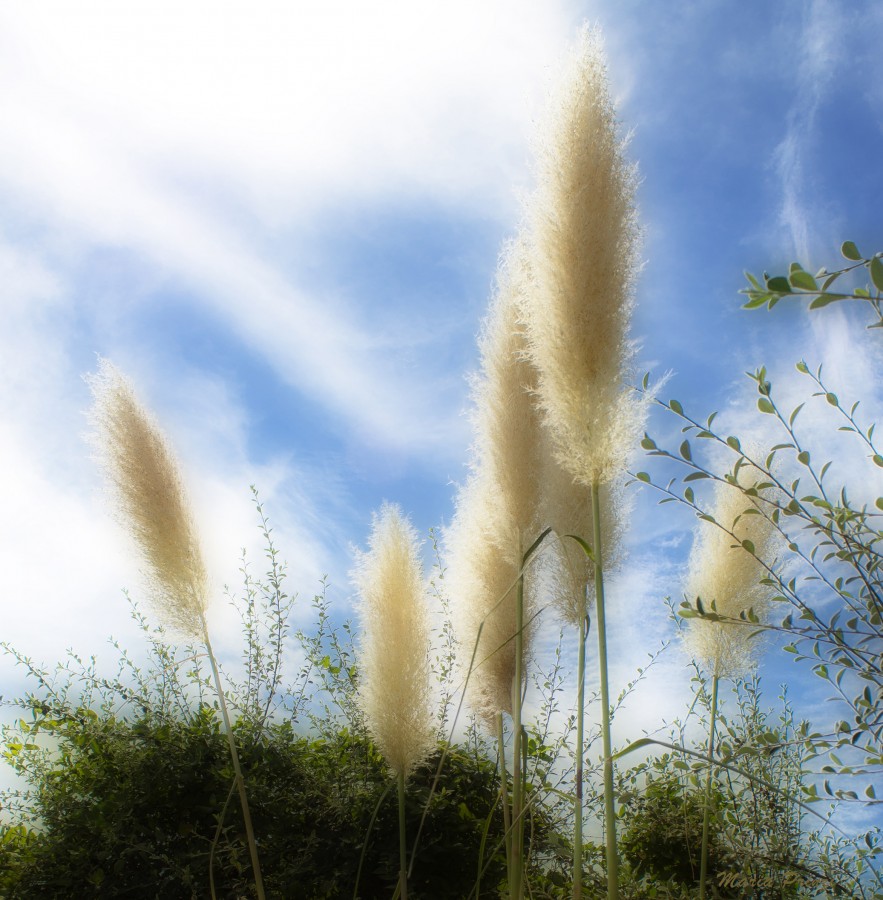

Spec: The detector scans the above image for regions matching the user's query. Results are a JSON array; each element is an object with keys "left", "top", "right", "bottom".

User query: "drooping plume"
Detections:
[
  {"left": 87, "top": 358, "right": 266, "bottom": 897},
  {"left": 354, "top": 503, "right": 436, "bottom": 779},
  {"left": 684, "top": 469, "right": 778, "bottom": 678},
  {"left": 520, "top": 26, "right": 643, "bottom": 489},
  {"left": 88, "top": 358, "right": 209, "bottom": 640}
]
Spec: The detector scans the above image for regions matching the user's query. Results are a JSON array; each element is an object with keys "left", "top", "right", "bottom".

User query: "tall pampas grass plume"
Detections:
[
  {"left": 448, "top": 235, "right": 543, "bottom": 724},
  {"left": 86, "top": 357, "right": 266, "bottom": 899},
  {"left": 354, "top": 503, "right": 435, "bottom": 779},
  {"left": 517, "top": 27, "right": 643, "bottom": 898},
  {"left": 470, "top": 236, "right": 543, "bottom": 564},
  {"left": 87, "top": 358, "right": 209, "bottom": 640},
  {"left": 520, "top": 25, "right": 643, "bottom": 489},
  {"left": 446, "top": 235, "right": 547, "bottom": 897}
]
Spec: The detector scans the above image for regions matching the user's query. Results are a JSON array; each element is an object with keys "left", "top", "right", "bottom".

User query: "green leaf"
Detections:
[
  {"left": 679, "top": 439, "right": 692, "bottom": 460},
  {"left": 808, "top": 294, "right": 840, "bottom": 310},
  {"left": 795, "top": 360, "right": 809, "bottom": 374},
  {"left": 797, "top": 450, "right": 811, "bottom": 465},
  {"left": 640, "top": 435, "right": 657, "bottom": 450},
  {"left": 669, "top": 399, "right": 684, "bottom": 415},
  {"left": 726, "top": 436, "right": 741, "bottom": 451},
  {"left": 790, "top": 269, "right": 818, "bottom": 291},
  {"left": 742, "top": 539, "right": 755, "bottom": 554},
  {"left": 821, "top": 272, "right": 839, "bottom": 290},
  {"left": 825, "top": 392, "right": 838, "bottom": 406},
  {"left": 870, "top": 256, "right": 883, "bottom": 292},
  {"left": 873, "top": 455, "right": 883, "bottom": 468},
  {"left": 744, "top": 271, "right": 762, "bottom": 290},
  {"left": 684, "top": 471, "right": 710, "bottom": 482},
  {"left": 765, "top": 275, "right": 791, "bottom": 293},
  {"left": 635, "top": 471, "right": 650, "bottom": 483},
  {"left": 789, "top": 403, "right": 804, "bottom": 426},
  {"left": 841, "top": 240, "right": 862, "bottom": 261},
  {"left": 875, "top": 498, "right": 883, "bottom": 511},
  {"left": 757, "top": 397, "right": 775, "bottom": 414}
]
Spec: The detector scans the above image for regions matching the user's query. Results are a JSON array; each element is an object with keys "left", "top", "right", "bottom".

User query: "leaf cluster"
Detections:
[{"left": 742, "top": 241, "right": 883, "bottom": 329}]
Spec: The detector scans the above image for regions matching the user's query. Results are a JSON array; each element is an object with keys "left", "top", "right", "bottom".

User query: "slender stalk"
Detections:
[
  {"left": 591, "top": 481, "right": 619, "bottom": 900},
  {"left": 204, "top": 629, "right": 265, "bottom": 900},
  {"left": 572, "top": 591, "right": 587, "bottom": 899},
  {"left": 510, "top": 561, "right": 525, "bottom": 899},
  {"left": 397, "top": 770, "right": 409, "bottom": 900},
  {"left": 497, "top": 712, "right": 514, "bottom": 890},
  {"left": 699, "top": 674, "right": 719, "bottom": 900}
]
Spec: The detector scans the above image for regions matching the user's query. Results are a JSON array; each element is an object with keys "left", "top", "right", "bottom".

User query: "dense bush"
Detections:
[{"left": 0, "top": 707, "right": 527, "bottom": 898}]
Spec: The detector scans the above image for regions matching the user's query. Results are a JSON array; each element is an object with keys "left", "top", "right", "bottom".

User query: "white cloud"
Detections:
[
  {"left": 0, "top": 1, "right": 587, "bottom": 464},
  {"left": 774, "top": 0, "right": 847, "bottom": 259}
]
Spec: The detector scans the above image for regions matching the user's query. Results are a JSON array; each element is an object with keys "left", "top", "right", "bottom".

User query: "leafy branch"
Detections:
[{"left": 742, "top": 241, "right": 883, "bottom": 329}]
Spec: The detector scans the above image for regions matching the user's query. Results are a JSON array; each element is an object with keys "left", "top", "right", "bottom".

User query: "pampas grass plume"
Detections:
[
  {"left": 448, "top": 236, "right": 544, "bottom": 722},
  {"left": 447, "top": 472, "right": 522, "bottom": 724},
  {"left": 685, "top": 471, "right": 777, "bottom": 677},
  {"left": 87, "top": 358, "right": 208, "bottom": 640},
  {"left": 471, "top": 236, "right": 543, "bottom": 560},
  {"left": 520, "top": 26, "right": 643, "bottom": 488},
  {"left": 354, "top": 503, "right": 435, "bottom": 779}
]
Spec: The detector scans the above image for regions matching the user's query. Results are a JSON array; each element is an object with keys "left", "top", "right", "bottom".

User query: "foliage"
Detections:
[
  {"left": 742, "top": 240, "right": 883, "bottom": 329},
  {"left": 0, "top": 703, "right": 528, "bottom": 899},
  {"left": 635, "top": 240, "right": 883, "bottom": 894},
  {"left": 616, "top": 671, "right": 883, "bottom": 898}
]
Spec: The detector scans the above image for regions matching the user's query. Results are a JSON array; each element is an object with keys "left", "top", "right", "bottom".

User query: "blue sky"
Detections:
[{"left": 1, "top": 0, "right": 882, "bottom": 834}]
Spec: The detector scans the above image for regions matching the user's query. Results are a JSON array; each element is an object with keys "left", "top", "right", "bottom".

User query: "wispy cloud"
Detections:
[
  {"left": 774, "top": 0, "right": 846, "bottom": 259},
  {"left": 0, "top": 2, "right": 582, "bottom": 464}
]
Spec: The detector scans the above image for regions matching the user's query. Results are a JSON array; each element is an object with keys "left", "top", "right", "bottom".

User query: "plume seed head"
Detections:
[
  {"left": 87, "top": 358, "right": 209, "bottom": 641},
  {"left": 470, "top": 234, "right": 544, "bottom": 562},
  {"left": 447, "top": 472, "right": 528, "bottom": 726},
  {"left": 447, "top": 236, "right": 543, "bottom": 726},
  {"left": 520, "top": 25, "right": 645, "bottom": 487},
  {"left": 684, "top": 470, "right": 778, "bottom": 678},
  {"left": 354, "top": 503, "right": 436, "bottom": 779}
]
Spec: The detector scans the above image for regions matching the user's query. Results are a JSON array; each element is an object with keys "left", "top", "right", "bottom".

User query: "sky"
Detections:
[{"left": 1, "top": 0, "right": 882, "bottom": 836}]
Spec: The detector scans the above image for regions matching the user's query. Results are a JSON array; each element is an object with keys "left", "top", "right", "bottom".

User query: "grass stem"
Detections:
[
  {"left": 591, "top": 481, "right": 619, "bottom": 900},
  {"left": 204, "top": 630, "right": 266, "bottom": 900},
  {"left": 573, "top": 594, "right": 587, "bottom": 898},
  {"left": 699, "top": 674, "right": 719, "bottom": 900},
  {"left": 397, "top": 769, "right": 409, "bottom": 900},
  {"left": 510, "top": 559, "right": 525, "bottom": 899}
]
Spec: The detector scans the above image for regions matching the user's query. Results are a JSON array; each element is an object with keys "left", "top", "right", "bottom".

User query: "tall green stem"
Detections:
[
  {"left": 204, "top": 630, "right": 265, "bottom": 900},
  {"left": 497, "top": 712, "right": 514, "bottom": 890},
  {"left": 591, "top": 481, "right": 618, "bottom": 900},
  {"left": 572, "top": 590, "right": 587, "bottom": 898},
  {"left": 397, "top": 769, "right": 409, "bottom": 900},
  {"left": 510, "top": 560, "right": 525, "bottom": 899},
  {"left": 699, "top": 674, "right": 719, "bottom": 900}
]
